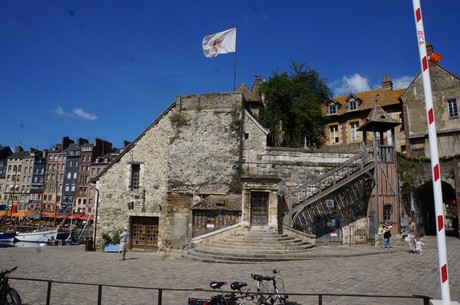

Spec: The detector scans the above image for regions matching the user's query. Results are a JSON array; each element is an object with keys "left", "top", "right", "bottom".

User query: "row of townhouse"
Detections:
[{"left": 0, "top": 137, "right": 123, "bottom": 215}]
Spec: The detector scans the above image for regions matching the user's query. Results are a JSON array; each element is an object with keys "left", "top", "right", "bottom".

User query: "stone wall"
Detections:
[
  {"left": 96, "top": 91, "right": 371, "bottom": 251},
  {"left": 243, "top": 146, "right": 359, "bottom": 191},
  {"left": 401, "top": 63, "right": 460, "bottom": 157},
  {"left": 96, "top": 93, "right": 245, "bottom": 250}
]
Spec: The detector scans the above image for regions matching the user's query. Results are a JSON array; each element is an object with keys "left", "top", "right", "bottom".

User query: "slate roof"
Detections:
[
  {"left": 189, "top": 194, "right": 241, "bottom": 211},
  {"left": 325, "top": 88, "right": 404, "bottom": 116}
]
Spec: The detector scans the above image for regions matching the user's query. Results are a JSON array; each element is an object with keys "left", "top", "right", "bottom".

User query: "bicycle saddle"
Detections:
[
  {"left": 210, "top": 281, "right": 227, "bottom": 289},
  {"left": 230, "top": 281, "right": 247, "bottom": 291}
]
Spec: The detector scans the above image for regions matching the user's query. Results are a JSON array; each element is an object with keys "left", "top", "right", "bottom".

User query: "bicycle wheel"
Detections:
[{"left": 5, "top": 288, "right": 22, "bottom": 304}]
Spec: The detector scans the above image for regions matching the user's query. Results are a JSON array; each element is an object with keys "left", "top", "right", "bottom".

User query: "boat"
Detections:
[
  {"left": 15, "top": 229, "right": 58, "bottom": 243},
  {"left": 0, "top": 232, "right": 16, "bottom": 243}
]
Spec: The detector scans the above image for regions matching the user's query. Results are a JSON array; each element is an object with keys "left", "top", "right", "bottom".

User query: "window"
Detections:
[
  {"left": 130, "top": 164, "right": 140, "bottom": 190},
  {"left": 328, "top": 103, "right": 337, "bottom": 115},
  {"left": 348, "top": 98, "right": 358, "bottom": 111},
  {"left": 383, "top": 204, "right": 393, "bottom": 221},
  {"left": 350, "top": 122, "right": 360, "bottom": 142},
  {"left": 448, "top": 98, "right": 458, "bottom": 118},
  {"left": 329, "top": 125, "right": 339, "bottom": 144}
]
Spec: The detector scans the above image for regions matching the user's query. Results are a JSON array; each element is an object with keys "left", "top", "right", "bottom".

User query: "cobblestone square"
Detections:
[{"left": 1, "top": 235, "right": 459, "bottom": 305}]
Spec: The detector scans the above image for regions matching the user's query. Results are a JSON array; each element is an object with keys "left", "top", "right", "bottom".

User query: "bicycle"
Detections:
[
  {"left": 188, "top": 281, "right": 253, "bottom": 305},
  {"left": 250, "top": 270, "right": 288, "bottom": 305},
  {"left": 0, "top": 266, "right": 21, "bottom": 305}
]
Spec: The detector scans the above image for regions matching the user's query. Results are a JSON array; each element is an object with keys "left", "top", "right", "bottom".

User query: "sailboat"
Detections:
[
  {"left": 15, "top": 229, "right": 58, "bottom": 243},
  {"left": 0, "top": 211, "right": 15, "bottom": 242},
  {"left": 0, "top": 231, "right": 16, "bottom": 243}
]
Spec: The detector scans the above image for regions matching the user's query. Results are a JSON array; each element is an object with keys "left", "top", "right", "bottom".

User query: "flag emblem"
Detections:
[{"left": 202, "top": 28, "right": 236, "bottom": 58}]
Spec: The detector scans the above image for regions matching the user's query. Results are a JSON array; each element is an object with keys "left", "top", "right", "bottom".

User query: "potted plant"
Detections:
[{"left": 101, "top": 231, "right": 121, "bottom": 253}]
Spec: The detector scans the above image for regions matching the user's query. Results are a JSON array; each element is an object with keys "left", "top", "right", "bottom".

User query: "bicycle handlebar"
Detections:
[
  {"left": 0, "top": 266, "right": 18, "bottom": 277},
  {"left": 251, "top": 274, "right": 274, "bottom": 282}
]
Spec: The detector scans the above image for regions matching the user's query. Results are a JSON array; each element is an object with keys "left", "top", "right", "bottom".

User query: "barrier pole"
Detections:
[{"left": 411, "top": 1, "right": 450, "bottom": 303}]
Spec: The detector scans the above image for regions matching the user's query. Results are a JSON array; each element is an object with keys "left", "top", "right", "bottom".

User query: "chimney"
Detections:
[
  {"left": 61, "top": 136, "right": 74, "bottom": 150},
  {"left": 382, "top": 75, "right": 393, "bottom": 90},
  {"left": 252, "top": 75, "right": 263, "bottom": 98},
  {"left": 76, "top": 137, "right": 89, "bottom": 147},
  {"left": 426, "top": 43, "right": 433, "bottom": 56}
]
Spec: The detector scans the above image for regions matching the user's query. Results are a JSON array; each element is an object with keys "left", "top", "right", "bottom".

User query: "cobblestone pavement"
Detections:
[{"left": 1, "top": 235, "right": 459, "bottom": 305}]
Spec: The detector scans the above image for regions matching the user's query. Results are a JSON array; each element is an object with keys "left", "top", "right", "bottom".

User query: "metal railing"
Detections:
[{"left": 3, "top": 277, "right": 433, "bottom": 305}]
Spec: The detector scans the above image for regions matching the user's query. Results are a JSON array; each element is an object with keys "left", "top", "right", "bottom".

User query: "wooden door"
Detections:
[
  {"left": 251, "top": 192, "right": 269, "bottom": 226},
  {"left": 131, "top": 216, "right": 159, "bottom": 250}
]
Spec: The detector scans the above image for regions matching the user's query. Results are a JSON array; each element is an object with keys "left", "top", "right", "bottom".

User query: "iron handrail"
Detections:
[{"left": 3, "top": 276, "right": 432, "bottom": 305}]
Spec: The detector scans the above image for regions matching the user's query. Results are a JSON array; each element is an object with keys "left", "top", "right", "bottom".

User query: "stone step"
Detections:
[
  {"left": 207, "top": 236, "right": 306, "bottom": 244},
  {"left": 181, "top": 248, "right": 316, "bottom": 263},
  {"left": 193, "top": 245, "right": 315, "bottom": 255},
  {"left": 202, "top": 240, "right": 311, "bottom": 250},
  {"left": 182, "top": 228, "right": 316, "bottom": 263}
]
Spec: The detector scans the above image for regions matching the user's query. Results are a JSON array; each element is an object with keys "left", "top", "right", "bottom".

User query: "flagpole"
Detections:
[
  {"left": 233, "top": 27, "right": 237, "bottom": 91},
  {"left": 233, "top": 51, "right": 237, "bottom": 91}
]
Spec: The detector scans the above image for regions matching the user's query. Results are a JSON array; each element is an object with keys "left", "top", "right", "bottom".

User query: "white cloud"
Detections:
[
  {"left": 73, "top": 108, "right": 97, "bottom": 121},
  {"left": 52, "top": 106, "right": 71, "bottom": 116},
  {"left": 330, "top": 73, "right": 371, "bottom": 96},
  {"left": 392, "top": 76, "right": 413, "bottom": 89},
  {"left": 52, "top": 106, "right": 97, "bottom": 121}
]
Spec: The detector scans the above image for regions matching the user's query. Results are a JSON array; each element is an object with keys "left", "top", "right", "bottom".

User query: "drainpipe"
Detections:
[{"left": 93, "top": 188, "right": 99, "bottom": 250}]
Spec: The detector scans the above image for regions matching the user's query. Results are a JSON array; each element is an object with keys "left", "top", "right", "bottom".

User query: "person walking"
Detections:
[
  {"left": 119, "top": 227, "right": 129, "bottom": 261},
  {"left": 407, "top": 217, "right": 417, "bottom": 253}
]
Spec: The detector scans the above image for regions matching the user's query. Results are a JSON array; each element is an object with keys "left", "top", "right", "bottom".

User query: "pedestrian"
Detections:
[
  {"left": 383, "top": 222, "right": 392, "bottom": 248},
  {"left": 407, "top": 217, "right": 417, "bottom": 253},
  {"left": 119, "top": 226, "right": 129, "bottom": 261}
]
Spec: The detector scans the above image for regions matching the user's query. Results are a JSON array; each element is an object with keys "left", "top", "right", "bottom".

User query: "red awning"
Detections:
[
  {"left": 69, "top": 213, "right": 84, "bottom": 220},
  {"left": 76, "top": 213, "right": 94, "bottom": 220},
  {"left": 55, "top": 213, "right": 69, "bottom": 219}
]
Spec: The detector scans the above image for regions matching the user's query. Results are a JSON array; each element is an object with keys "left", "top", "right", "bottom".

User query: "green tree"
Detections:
[{"left": 258, "top": 62, "right": 331, "bottom": 148}]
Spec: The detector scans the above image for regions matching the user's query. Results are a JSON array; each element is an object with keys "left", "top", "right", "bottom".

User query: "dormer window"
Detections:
[
  {"left": 348, "top": 98, "right": 358, "bottom": 111},
  {"left": 328, "top": 102, "right": 337, "bottom": 115}
]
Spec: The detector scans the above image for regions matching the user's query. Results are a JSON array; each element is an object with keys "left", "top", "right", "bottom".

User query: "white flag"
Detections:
[{"left": 202, "top": 27, "right": 236, "bottom": 58}]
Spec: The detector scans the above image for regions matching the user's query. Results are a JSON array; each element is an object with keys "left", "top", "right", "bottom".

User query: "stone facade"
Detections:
[
  {"left": 400, "top": 62, "right": 460, "bottom": 229},
  {"left": 95, "top": 89, "right": 368, "bottom": 251},
  {"left": 95, "top": 93, "right": 245, "bottom": 250},
  {"left": 401, "top": 63, "right": 460, "bottom": 158}
]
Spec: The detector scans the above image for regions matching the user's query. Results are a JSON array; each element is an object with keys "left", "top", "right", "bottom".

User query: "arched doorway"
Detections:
[{"left": 415, "top": 181, "right": 456, "bottom": 235}]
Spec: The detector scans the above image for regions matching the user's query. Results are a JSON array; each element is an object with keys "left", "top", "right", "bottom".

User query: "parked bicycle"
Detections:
[
  {"left": 251, "top": 270, "right": 288, "bottom": 305},
  {"left": 0, "top": 266, "right": 21, "bottom": 305},
  {"left": 188, "top": 280, "right": 253, "bottom": 305}
]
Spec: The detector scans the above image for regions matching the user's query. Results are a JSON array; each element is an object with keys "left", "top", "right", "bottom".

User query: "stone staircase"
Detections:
[{"left": 181, "top": 227, "right": 316, "bottom": 263}]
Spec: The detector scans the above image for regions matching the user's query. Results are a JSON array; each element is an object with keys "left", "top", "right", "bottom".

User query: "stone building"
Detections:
[
  {"left": 93, "top": 87, "right": 370, "bottom": 251},
  {"left": 322, "top": 75, "right": 405, "bottom": 152},
  {"left": 94, "top": 92, "right": 248, "bottom": 251},
  {"left": 400, "top": 48, "right": 460, "bottom": 235},
  {"left": 93, "top": 61, "right": 460, "bottom": 252}
]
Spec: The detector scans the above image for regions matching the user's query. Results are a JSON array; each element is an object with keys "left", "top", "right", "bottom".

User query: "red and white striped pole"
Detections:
[{"left": 412, "top": 0, "right": 451, "bottom": 303}]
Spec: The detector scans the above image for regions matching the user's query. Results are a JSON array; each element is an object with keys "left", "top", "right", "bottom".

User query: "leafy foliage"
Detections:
[
  {"left": 101, "top": 231, "right": 120, "bottom": 247},
  {"left": 258, "top": 62, "right": 331, "bottom": 148}
]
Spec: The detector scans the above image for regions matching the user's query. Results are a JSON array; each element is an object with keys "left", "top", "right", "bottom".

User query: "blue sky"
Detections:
[{"left": 1, "top": 1, "right": 459, "bottom": 150}]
